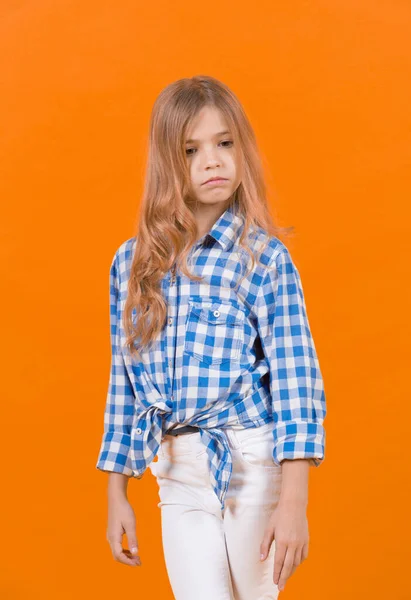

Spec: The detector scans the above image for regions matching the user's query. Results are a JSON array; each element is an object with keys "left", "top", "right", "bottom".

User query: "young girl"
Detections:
[{"left": 96, "top": 75, "right": 327, "bottom": 600}]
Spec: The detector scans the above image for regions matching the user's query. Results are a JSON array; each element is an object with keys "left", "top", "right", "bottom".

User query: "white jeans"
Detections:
[{"left": 148, "top": 420, "right": 283, "bottom": 600}]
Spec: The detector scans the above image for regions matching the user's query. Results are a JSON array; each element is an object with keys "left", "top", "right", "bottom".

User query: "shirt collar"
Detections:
[{"left": 193, "top": 200, "right": 244, "bottom": 253}]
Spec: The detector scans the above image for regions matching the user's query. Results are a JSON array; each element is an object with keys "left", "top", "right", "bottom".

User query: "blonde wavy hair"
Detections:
[{"left": 123, "top": 74, "right": 294, "bottom": 362}]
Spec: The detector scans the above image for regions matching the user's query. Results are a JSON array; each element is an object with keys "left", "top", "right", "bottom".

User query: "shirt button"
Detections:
[
  {"left": 136, "top": 428, "right": 142, "bottom": 434},
  {"left": 213, "top": 310, "right": 220, "bottom": 317},
  {"left": 168, "top": 317, "right": 172, "bottom": 325}
]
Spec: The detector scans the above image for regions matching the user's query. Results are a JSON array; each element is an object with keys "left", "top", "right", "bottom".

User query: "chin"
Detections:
[
  {"left": 200, "top": 189, "right": 233, "bottom": 201},
  {"left": 198, "top": 197, "right": 231, "bottom": 206}
]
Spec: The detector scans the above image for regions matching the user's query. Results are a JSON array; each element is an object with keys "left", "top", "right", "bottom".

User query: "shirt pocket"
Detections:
[{"left": 183, "top": 299, "right": 245, "bottom": 365}]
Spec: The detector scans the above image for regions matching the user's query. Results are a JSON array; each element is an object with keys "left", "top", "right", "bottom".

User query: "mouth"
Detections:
[{"left": 202, "top": 177, "right": 228, "bottom": 185}]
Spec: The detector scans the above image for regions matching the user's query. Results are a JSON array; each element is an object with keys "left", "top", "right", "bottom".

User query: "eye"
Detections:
[{"left": 185, "top": 140, "right": 233, "bottom": 157}]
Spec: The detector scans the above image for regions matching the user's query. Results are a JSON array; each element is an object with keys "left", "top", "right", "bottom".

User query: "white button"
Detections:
[
  {"left": 136, "top": 428, "right": 142, "bottom": 434},
  {"left": 213, "top": 310, "right": 220, "bottom": 317},
  {"left": 168, "top": 317, "right": 172, "bottom": 325}
]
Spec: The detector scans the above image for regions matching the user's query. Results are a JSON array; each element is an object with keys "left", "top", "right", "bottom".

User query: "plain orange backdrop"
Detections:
[{"left": 1, "top": 1, "right": 410, "bottom": 598}]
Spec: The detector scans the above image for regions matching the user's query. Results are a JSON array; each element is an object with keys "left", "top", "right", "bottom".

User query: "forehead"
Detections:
[{"left": 185, "top": 107, "right": 229, "bottom": 141}]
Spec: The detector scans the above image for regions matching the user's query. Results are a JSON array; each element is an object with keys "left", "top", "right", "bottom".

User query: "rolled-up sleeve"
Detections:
[
  {"left": 95, "top": 249, "right": 136, "bottom": 476},
  {"left": 256, "top": 246, "right": 327, "bottom": 467}
]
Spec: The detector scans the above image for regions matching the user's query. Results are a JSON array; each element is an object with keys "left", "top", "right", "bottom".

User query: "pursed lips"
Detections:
[{"left": 202, "top": 177, "right": 228, "bottom": 185}]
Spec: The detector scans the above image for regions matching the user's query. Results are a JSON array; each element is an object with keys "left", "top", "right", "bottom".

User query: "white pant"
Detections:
[{"left": 148, "top": 420, "right": 283, "bottom": 600}]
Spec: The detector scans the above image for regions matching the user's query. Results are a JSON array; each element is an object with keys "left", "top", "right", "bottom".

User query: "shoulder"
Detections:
[
  {"left": 110, "top": 236, "right": 137, "bottom": 284},
  {"left": 248, "top": 225, "right": 294, "bottom": 270},
  {"left": 112, "top": 236, "right": 137, "bottom": 264}
]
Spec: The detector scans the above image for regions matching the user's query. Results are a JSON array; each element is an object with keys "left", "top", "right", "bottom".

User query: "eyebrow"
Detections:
[{"left": 185, "top": 130, "right": 231, "bottom": 144}]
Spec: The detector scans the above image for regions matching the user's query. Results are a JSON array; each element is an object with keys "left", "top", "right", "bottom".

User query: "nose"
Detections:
[{"left": 204, "top": 154, "right": 221, "bottom": 168}]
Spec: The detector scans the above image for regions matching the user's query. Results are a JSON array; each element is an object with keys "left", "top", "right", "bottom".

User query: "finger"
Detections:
[
  {"left": 284, "top": 550, "right": 302, "bottom": 583},
  {"left": 260, "top": 530, "right": 274, "bottom": 561},
  {"left": 125, "top": 528, "right": 140, "bottom": 558},
  {"left": 285, "top": 564, "right": 297, "bottom": 581},
  {"left": 111, "top": 540, "right": 141, "bottom": 566},
  {"left": 124, "top": 526, "right": 142, "bottom": 565},
  {"left": 277, "top": 545, "right": 297, "bottom": 591},
  {"left": 109, "top": 530, "right": 141, "bottom": 567},
  {"left": 277, "top": 544, "right": 305, "bottom": 589},
  {"left": 123, "top": 547, "right": 142, "bottom": 565},
  {"left": 113, "top": 544, "right": 141, "bottom": 567},
  {"left": 294, "top": 545, "right": 304, "bottom": 566},
  {"left": 278, "top": 544, "right": 306, "bottom": 589},
  {"left": 272, "top": 541, "right": 287, "bottom": 585},
  {"left": 301, "top": 542, "right": 309, "bottom": 561}
]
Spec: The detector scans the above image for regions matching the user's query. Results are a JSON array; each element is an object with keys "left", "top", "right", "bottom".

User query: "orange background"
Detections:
[{"left": 1, "top": 1, "right": 410, "bottom": 598}]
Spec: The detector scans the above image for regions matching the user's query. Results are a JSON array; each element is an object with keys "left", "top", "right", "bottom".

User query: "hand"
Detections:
[
  {"left": 260, "top": 500, "right": 309, "bottom": 592},
  {"left": 106, "top": 495, "right": 142, "bottom": 567}
]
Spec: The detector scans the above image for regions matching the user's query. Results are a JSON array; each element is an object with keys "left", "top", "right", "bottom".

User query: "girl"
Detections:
[{"left": 96, "top": 75, "right": 327, "bottom": 600}]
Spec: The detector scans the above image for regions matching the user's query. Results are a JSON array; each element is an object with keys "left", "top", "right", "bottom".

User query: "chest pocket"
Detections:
[{"left": 184, "top": 300, "right": 245, "bottom": 365}]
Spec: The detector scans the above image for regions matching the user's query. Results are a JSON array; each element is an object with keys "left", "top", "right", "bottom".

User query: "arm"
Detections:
[
  {"left": 96, "top": 248, "right": 137, "bottom": 494},
  {"left": 256, "top": 245, "right": 327, "bottom": 502},
  {"left": 96, "top": 248, "right": 143, "bottom": 567}
]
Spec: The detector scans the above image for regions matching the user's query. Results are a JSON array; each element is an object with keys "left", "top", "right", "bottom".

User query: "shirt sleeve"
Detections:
[
  {"left": 256, "top": 245, "right": 327, "bottom": 467},
  {"left": 95, "top": 249, "right": 136, "bottom": 476}
]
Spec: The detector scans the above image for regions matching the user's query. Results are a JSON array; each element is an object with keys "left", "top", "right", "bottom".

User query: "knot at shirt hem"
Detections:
[{"left": 130, "top": 405, "right": 233, "bottom": 510}]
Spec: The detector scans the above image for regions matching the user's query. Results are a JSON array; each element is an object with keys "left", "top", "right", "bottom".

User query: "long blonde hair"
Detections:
[{"left": 124, "top": 75, "right": 293, "bottom": 361}]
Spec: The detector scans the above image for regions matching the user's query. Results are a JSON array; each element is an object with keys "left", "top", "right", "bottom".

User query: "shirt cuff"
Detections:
[
  {"left": 95, "top": 430, "right": 134, "bottom": 476},
  {"left": 273, "top": 421, "right": 325, "bottom": 467}
]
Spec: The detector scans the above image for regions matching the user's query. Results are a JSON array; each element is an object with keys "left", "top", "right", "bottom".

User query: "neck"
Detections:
[{"left": 193, "top": 199, "right": 231, "bottom": 242}]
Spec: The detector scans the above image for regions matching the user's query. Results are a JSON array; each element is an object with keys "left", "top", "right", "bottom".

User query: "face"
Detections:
[{"left": 184, "top": 106, "right": 241, "bottom": 208}]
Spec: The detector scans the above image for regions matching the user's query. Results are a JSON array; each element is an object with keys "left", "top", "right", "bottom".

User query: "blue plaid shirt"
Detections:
[{"left": 96, "top": 203, "right": 327, "bottom": 510}]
